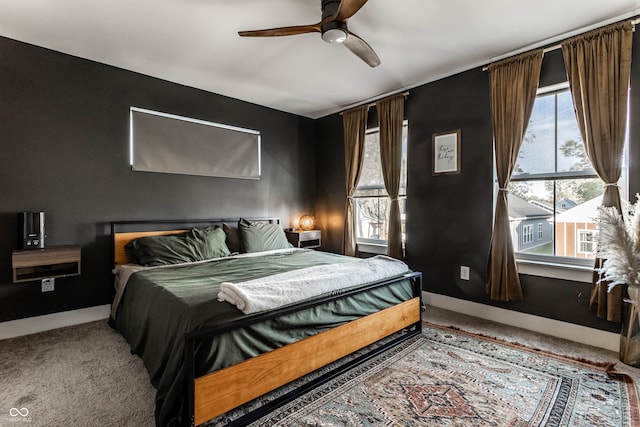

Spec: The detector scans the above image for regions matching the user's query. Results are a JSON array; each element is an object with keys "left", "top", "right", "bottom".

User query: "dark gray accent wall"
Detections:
[
  {"left": 315, "top": 113, "right": 346, "bottom": 254},
  {"left": 403, "top": 67, "right": 495, "bottom": 306},
  {"left": 0, "top": 37, "right": 316, "bottom": 322},
  {"left": 316, "top": 30, "right": 640, "bottom": 333}
]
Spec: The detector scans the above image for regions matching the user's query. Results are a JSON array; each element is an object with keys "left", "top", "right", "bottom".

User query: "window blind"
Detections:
[{"left": 130, "top": 107, "right": 261, "bottom": 179}]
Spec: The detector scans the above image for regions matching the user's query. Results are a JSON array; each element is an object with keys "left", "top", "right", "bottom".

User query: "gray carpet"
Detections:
[
  {"left": 0, "top": 320, "right": 155, "bottom": 426},
  {"left": 1, "top": 306, "right": 638, "bottom": 426}
]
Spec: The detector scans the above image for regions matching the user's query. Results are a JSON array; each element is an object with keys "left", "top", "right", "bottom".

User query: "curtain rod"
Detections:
[
  {"left": 481, "top": 17, "right": 640, "bottom": 72},
  {"left": 339, "top": 91, "right": 409, "bottom": 115},
  {"left": 481, "top": 44, "right": 560, "bottom": 71}
]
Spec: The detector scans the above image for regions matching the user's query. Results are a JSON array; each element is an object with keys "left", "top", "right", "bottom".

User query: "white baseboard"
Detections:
[
  {"left": 0, "top": 304, "right": 111, "bottom": 340},
  {"left": 1, "top": 297, "right": 620, "bottom": 353},
  {"left": 423, "top": 292, "right": 620, "bottom": 352}
]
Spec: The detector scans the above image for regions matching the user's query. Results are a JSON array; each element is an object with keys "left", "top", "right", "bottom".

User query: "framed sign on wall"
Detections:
[{"left": 432, "top": 129, "right": 461, "bottom": 176}]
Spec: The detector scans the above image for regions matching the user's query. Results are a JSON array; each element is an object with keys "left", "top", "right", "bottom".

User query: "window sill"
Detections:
[
  {"left": 357, "top": 245, "right": 595, "bottom": 283},
  {"left": 356, "top": 242, "right": 387, "bottom": 255},
  {"left": 516, "top": 258, "right": 594, "bottom": 283}
]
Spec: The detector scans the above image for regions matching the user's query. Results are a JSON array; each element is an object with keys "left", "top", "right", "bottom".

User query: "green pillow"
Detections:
[
  {"left": 190, "top": 226, "right": 231, "bottom": 259},
  {"left": 238, "top": 218, "right": 292, "bottom": 253},
  {"left": 127, "top": 232, "right": 196, "bottom": 266},
  {"left": 126, "top": 226, "right": 230, "bottom": 266}
]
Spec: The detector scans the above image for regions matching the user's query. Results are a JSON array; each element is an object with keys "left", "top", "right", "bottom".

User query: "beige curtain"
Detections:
[
  {"left": 342, "top": 106, "right": 369, "bottom": 256},
  {"left": 562, "top": 22, "right": 633, "bottom": 322},
  {"left": 486, "top": 50, "right": 544, "bottom": 301},
  {"left": 376, "top": 94, "right": 405, "bottom": 259}
]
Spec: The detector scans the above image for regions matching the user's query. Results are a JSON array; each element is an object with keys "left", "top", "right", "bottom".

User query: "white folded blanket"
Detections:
[{"left": 217, "top": 255, "right": 409, "bottom": 314}]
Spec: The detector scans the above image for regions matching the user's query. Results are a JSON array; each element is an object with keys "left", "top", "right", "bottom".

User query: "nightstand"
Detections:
[
  {"left": 285, "top": 230, "right": 321, "bottom": 249},
  {"left": 12, "top": 245, "right": 81, "bottom": 283}
]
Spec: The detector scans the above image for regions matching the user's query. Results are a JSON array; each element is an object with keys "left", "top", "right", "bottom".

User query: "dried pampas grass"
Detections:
[{"left": 597, "top": 194, "right": 640, "bottom": 293}]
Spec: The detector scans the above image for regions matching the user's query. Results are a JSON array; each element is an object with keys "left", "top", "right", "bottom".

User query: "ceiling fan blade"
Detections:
[
  {"left": 335, "top": 0, "right": 369, "bottom": 22},
  {"left": 343, "top": 31, "right": 380, "bottom": 67},
  {"left": 239, "top": 23, "right": 321, "bottom": 37}
]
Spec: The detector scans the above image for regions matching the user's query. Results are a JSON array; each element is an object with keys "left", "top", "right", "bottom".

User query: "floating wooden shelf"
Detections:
[{"left": 12, "top": 245, "right": 81, "bottom": 283}]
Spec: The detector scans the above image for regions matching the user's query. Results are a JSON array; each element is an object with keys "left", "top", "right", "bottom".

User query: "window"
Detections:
[
  {"left": 354, "top": 121, "right": 408, "bottom": 246},
  {"left": 522, "top": 224, "right": 533, "bottom": 244},
  {"left": 507, "top": 82, "right": 626, "bottom": 263},
  {"left": 577, "top": 229, "right": 597, "bottom": 254}
]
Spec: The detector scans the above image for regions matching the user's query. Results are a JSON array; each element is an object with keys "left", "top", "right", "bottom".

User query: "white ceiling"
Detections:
[{"left": 1, "top": 0, "right": 639, "bottom": 119}]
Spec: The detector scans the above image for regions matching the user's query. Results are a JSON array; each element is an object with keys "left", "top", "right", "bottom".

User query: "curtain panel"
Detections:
[
  {"left": 561, "top": 21, "right": 633, "bottom": 322},
  {"left": 486, "top": 49, "right": 544, "bottom": 301},
  {"left": 342, "top": 106, "right": 369, "bottom": 256},
  {"left": 376, "top": 94, "right": 405, "bottom": 259}
]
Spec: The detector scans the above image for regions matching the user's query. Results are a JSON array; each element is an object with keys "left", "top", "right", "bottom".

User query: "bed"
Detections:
[{"left": 109, "top": 218, "right": 422, "bottom": 427}]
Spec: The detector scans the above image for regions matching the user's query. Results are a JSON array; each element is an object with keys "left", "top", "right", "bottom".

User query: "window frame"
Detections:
[
  {"left": 495, "top": 82, "right": 629, "bottom": 282},
  {"left": 354, "top": 121, "right": 408, "bottom": 250}
]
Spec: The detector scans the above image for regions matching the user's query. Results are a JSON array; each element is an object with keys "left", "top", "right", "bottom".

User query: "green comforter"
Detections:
[{"left": 112, "top": 249, "right": 413, "bottom": 427}]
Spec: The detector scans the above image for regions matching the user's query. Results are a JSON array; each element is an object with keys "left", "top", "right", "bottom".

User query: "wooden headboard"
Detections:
[{"left": 111, "top": 218, "right": 280, "bottom": 266}]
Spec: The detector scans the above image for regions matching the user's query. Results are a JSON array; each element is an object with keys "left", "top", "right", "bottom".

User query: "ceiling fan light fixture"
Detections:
[
  {"left": 322, "top": 28, "right": 347, "bottom": 43},
  {"left": 321, "top": 21, "right": 348, "bottom": 44}
]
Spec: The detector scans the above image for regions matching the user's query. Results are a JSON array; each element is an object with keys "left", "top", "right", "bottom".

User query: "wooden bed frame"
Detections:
[{"left": 111, "top": 219, "right": 423, "bottom": 426}]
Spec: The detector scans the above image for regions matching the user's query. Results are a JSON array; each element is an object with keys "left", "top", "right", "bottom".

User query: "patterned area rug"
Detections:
[{"left": 247, "top": 324, "right": 639, "bottom": 427}]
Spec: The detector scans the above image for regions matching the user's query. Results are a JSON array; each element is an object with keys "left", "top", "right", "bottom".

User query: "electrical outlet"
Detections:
[
  {"left": 460, "top": 266, "right": 470, "bottom": 281},
  {"left": 41, "top": 278, "right": 55, "bottom": 292}
]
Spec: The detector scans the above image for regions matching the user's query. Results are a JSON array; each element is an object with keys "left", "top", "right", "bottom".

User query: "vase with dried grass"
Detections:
[{"left": 596, "top": 195, "right": 640, "bottom": 367}]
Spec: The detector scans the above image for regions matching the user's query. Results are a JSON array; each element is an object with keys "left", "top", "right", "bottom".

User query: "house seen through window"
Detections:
[
  {"left": 354, "top": 121, "right": 408, "bottom": 246},
  {"left": 507, "top": 83, "right": 627, "bottom": 262}
]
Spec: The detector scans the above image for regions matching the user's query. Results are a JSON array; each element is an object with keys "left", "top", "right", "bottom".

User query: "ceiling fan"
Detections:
[{"left": 238, "top": 0, "right": 380, "bottom": 67}]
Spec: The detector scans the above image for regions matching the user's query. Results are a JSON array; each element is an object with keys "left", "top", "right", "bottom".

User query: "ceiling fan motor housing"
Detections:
[
  {"left": 321, "top": 0, "right": 342, "bottom": 19},
  {"left": 321, "top": 0, "right": 348, "bottom": 43}
]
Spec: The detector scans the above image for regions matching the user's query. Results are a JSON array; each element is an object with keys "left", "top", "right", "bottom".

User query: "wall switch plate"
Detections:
[
  {"left": 460, "top": 266, "right": 470, "bottom": 281},
  {"left": 41, "top": 278, "right": 55, "bottom": 292}
]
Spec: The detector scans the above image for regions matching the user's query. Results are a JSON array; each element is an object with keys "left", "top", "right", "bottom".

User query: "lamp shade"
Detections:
[{"left": 298, "top": 214, "right": 316, "bottom": 231}]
